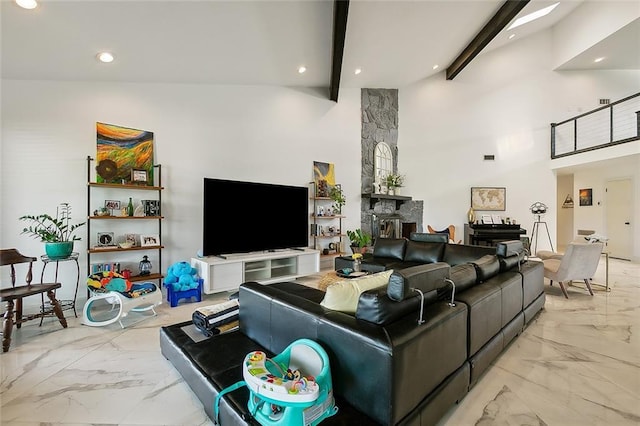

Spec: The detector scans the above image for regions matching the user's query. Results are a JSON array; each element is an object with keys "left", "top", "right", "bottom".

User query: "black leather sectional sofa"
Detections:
[{"left": 160, "top": 235, "right": 544, "bottom": 425}]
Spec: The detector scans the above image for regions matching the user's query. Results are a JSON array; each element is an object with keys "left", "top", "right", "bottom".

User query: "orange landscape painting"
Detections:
[{"left": 95, "top": 122, "right": 154, "bottom": 184}]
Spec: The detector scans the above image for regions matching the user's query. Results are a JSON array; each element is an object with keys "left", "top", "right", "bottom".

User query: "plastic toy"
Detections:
[{"left": 214, "top": 338, "right": 338, "bottom": 426}]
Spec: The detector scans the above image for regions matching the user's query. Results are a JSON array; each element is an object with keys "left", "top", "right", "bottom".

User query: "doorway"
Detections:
[{"left": 606, "top": 178, "right": 633, "bottom": 260}]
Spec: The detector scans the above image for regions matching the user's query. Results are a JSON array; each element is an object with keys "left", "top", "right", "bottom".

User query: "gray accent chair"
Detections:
[{"left": 542, "top": 242, "right": 604, "bottom": 298}]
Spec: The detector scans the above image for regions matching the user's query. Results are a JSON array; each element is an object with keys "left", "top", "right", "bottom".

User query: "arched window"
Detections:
[{"left": 374, "top": 142, "right": 393, "bottom": 182}]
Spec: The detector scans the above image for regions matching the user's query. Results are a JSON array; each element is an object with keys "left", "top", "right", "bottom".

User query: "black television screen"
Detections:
[{"left": 203, "top": 178, "right": 309, "bottom": 256}]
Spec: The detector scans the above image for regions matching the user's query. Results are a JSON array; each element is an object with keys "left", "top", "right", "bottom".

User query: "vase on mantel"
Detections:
[{"left": 388, "top": 188, "right": 395, "bottom": 196}]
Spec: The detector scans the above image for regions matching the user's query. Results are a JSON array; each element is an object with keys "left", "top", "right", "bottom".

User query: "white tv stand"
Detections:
[{"left": 191, "top": 248, "right": 320, "bottom": 294}]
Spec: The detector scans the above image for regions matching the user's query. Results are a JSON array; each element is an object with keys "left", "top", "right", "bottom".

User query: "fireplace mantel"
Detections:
[{"left": 361, "top": 193, "right": 412, "bottom": 209}]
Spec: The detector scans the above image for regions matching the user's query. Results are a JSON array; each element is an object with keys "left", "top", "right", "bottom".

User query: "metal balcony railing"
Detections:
[{"left": 551, "top": 92, "right": 640, "bottom": 159}]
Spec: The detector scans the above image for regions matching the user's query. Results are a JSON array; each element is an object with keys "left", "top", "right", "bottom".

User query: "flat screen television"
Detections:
[{"left": 203, "top": 178, "right": 309, "bottom": 256}]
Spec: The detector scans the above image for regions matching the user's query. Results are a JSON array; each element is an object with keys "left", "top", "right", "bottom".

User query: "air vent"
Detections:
[
  {"left": 599, "top": 98, "right": 610, "bottom": 105},
  {"left": 483, "top": 155, "right": 495, "bottom": 161}
]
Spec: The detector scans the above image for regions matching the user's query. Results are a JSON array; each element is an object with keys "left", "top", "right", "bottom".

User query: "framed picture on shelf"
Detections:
[
  {"left": 131, "top": 169, "right": 148, "bottom": 184},
  {"left": 142, "top": 199, "right": 160, "bottom": 216},
  {"left": 125, "top": 233, "right": 137, "bottom": 246},
  {"left": 97, "top": 232, "right": 115, "bottom": 246},
  {"left": 140, "top": 234, "right": 160, "bottom": 247},
  {"left": 104, "top": 200, "right": 120, "bottom": 211},
  {"left": 471, "top": 187, "right": 506, "bottom": 211}
]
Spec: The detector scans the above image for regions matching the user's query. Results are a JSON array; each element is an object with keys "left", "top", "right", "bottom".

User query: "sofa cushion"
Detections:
[
  {"left": 449, "top": 263, "right": 477, "bottom": 293},
  {"left": 442, "top": 244, "right": 495, "bottom": 266},
  {"left": 409, "top": 232, "right": 448, "bottom": 243},
  {"left": 356, "top": 286, "right": 438, "bottom": 325},
  {"left": 471, "top": 255, "right": 500, "bottom": 283},
  {"left": 372, "top": 238, "right": 407, "bottom": 261},
  {"left": 387, "top": 263, "right": 450, "bottom": 301},
  {"left": 496, "top": 240, "right": 524, "bottom": 258},
  {"left": 320, "top": 270, "right": 394, "bottom": 313},
  {"left": 499, "top": 255, "right": 520, "bottom": 272},
  {"left": 404, "top": 240, "right": 445, "bottom": 264}
]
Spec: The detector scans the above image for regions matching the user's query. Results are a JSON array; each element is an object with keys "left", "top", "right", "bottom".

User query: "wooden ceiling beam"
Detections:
[
  {"left": 446, "top": 0, "right": 530, "bottom": 80},
  {"left": 329, "top": 0, "right": 349, "bottom": 102}
]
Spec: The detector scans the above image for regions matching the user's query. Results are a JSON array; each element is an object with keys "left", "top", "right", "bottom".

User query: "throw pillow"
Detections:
[{"left": 320, "top": 270, "right": 394, "bottom": 313}]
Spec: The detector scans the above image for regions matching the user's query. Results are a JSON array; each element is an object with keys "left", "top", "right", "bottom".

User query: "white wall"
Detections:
[
  {"left": 556, "top": 174, "right": 574, "bottom": 250},
  {"left": 1, "top": 81, "right": 363, "bottom": 301},
  {"left": 399, "top": 29, "right": 640, "bottom": 254}
]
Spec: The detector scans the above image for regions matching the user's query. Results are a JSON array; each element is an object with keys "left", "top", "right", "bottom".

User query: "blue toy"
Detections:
[
  {"left": 214, "top": 339, "right": 338, "bottom": 426},
  {"left": 165, "top": 261, "right": 199, "bottom": 292}
]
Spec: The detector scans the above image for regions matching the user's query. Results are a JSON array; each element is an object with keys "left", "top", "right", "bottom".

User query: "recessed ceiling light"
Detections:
[
  {"left": 16, "top": 0, "right": 37, "bottom": 9},
  {"left": 298, "top": 66, "right": 307, "bottom": 74},
  {"left": 594, "top": 57, "right": 605, "bottom": 63},
  {"left": 508, "top": 34, "right": 516, "bottom": 40},
  {"left": 354, "top": 68, "right": 362, "bottom": 75},
  {"left": 97, "top": 52, "right": 115, "bottom": 63},
  {"left": 432, "top": 64, "right": 439, "bottom": 70},
  {"left": 507, "top": 2, "right": 559, "bottom": 30}
]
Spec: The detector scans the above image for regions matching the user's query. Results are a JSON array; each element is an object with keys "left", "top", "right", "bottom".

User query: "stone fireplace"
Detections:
[{"left": 359, "top": 89, "right": 423, "bottom": 242}]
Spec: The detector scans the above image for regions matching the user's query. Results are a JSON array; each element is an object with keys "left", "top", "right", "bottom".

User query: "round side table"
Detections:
[{"left": 40, "top": 252, "right": 80, "bottom": 318}]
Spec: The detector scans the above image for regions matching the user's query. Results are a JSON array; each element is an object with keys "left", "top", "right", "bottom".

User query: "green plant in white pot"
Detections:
[
  {"left": 19, "top": 203, "right": 85, "bottom": 259},
  {"left": 384, "top": 173, "right": 405, "bottom": 195}
]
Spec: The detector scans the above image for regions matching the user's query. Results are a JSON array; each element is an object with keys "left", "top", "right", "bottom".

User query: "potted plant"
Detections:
[
  {"left": 346, "top": 229, "right": 372, "bottom": 254},
  {"left": 19, "top": 202, "right": 85, "bottom": 259},
  {"left": 328, "top": 184, "right": 346, "bottom": 214},
  {"left": 384, "top": 173, "right": 405, "bottom": 195}
]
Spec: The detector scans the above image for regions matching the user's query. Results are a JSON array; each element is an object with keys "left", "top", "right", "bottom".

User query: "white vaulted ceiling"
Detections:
[{"left": 2, "top": 0, "right": 638, "bottom": 95}]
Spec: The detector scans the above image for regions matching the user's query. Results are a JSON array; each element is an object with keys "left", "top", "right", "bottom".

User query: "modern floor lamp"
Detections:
[{"left": 529, "top": 202, "right": 554, "bottom": 254}]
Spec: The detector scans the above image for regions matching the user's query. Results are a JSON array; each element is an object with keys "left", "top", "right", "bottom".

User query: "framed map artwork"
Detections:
[{"left": 471, "top": 187, "right": 506, "bottom": 211}]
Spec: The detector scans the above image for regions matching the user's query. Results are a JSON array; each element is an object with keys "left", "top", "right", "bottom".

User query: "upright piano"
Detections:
[{"left": 464, "top": 223, "right": 527, "bottom": 247}]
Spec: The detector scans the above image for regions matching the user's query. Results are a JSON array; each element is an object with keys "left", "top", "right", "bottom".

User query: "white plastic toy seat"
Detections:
[{"left": 82, "top": 282, "right": 162, "bottom": 328}]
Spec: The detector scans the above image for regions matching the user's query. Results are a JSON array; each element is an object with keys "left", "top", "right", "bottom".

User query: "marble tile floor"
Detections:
[{"left": 1, "top": 257, "right": 638, "bottom": 426}]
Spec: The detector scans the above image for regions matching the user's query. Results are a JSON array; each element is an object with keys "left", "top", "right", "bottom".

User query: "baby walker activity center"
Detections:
[{"left": 214, "top": 338, "right": 338, "bottom": 426}]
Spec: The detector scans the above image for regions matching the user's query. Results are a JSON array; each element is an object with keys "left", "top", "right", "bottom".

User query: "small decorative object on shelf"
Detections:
[
  {"left": 328, "top": 184, "right": 345, "bottom": 214},
  {"left": 467, "top": 207, "right": 476, "bottom": 224},
  {"left": 127, "top": 197, "right": 134, "bottom": 216},
  {"left": 95, "top": 159, "right": 118, "bottom": 182},
  {"left": 141, "top": 234, "right": 159, "bottom": 247},
  {"left": 316, "top": 179, "right": 329, "bottom": 197},
  {"left": 97, "top": 232, "right": 115, "bottom": 246},
  {"left": 142, "top": 200, "right": 160, "bottom": 216},
  {"left": 134, "top": 204, "right": 145, "bottom": 217},
  {"left": 131, "top": 169, "right": 148, "bottom": 184},
  {"left": 384, "top": 173, "right": 405, "bottom": 196},
  {"left": 139, "top": 255, "right": 152, "bottom": 276},
  {"left": 105, "top": 200, "right": 120, "bottom": 215}
]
